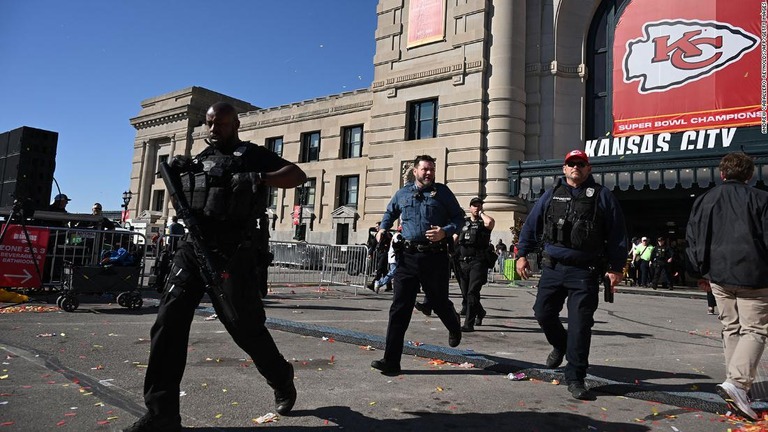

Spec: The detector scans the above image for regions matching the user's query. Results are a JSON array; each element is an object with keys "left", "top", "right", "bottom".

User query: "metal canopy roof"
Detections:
[{"left": 508, "top": 148, "right": 768, "bottom": 202}]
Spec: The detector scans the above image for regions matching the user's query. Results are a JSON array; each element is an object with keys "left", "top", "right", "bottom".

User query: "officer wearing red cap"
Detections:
[{"left": 516, "top": 149, "right": 627, "bottom": 400}]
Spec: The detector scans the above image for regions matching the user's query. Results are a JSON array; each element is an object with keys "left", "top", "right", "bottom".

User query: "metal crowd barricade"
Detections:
[{"left": 266, "top": 241, "right": 373, "bottom": 294}]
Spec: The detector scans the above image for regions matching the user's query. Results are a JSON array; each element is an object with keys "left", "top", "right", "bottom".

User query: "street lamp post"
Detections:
[{"left": 121, "top": 191, "right": 133, "bottom": 223}]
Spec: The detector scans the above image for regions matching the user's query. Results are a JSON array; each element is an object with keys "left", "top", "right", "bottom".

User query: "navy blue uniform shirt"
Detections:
[
  {"left": 380, "top": 182, "right": 465, "bottom": 242},
  {"left": 517, "top": 175, "right": 627, "bottom": 273}
]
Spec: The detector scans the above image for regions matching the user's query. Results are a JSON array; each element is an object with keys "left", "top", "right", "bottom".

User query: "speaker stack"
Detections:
[{"left": 0, "top": 126, "right": 58, "bottom": 213}]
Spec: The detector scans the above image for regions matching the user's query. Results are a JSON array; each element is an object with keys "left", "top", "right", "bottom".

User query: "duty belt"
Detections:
[
  {"left": 542, "top": 252, "right": 598, "bottom": 268},
  {"left": 403, "top": 240, "right": 447, "bottom": 254}
]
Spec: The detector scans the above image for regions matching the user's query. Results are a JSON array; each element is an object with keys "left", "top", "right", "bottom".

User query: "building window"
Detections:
[
  {"left": 152, "top": 190, "right": 165, "bottom": 212},
  {"left": 266, "top": 136, "right": 283, "bottom": 157},
  {"left": 342, "top": 125, "right": 363, "bottom": 158},
  {"left": 407, "top": 98, "right": 438, "bottom": 140},
  {"left": 338, "top": 175, "right": 359, "bottom": 207},
  {"left": 293, "top": 178, "right": 316, "bottom": 241},
  {"left": 299, "top": 131, "right": 320, "bottom": 162},
  {"left": 295, "top": 178, "right": 316, "bottom": 210},
  {"left": 158, "top": 155, "right": 169, "bottom": 171},
  {"left": 586, "top": 0, "right": 630, "bottom": 140},
  {"left": 268, "top": 187, "right": 279, "bottom": 208}
]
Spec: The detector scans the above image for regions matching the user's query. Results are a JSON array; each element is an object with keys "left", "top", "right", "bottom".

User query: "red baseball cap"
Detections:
[{"left": 564, "top": 149, "right": 589, "bottom": 164}]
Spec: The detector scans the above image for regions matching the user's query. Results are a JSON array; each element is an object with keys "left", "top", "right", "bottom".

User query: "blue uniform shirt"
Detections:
[
  {"left": 517, "top": 175, "right": 627, "bottom": 273},
  {"left": 380, "top": 182, "right": 465, "bottom": 242}
]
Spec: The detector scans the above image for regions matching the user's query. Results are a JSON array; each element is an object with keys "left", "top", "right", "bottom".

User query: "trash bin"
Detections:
[{"left": 503, "top": 258, "right": 518, "bottom": 280}]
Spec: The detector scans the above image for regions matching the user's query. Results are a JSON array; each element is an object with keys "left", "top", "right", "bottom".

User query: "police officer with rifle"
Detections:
[
  {"left": 125, "top": 102, "right": 307, "bottom": 432},
  {"left": 516, "top": 150, "right": 626, "bottom": 401},
  {"left": 456, "top": 197, "right": 495, "bottom": 332}
]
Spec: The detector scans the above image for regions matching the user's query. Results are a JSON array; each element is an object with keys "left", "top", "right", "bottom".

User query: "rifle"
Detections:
[{"left": 158, "top": 161, "right": 239, "bottom": 322}]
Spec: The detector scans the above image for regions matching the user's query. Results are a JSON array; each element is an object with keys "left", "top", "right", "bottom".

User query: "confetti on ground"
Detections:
[
  {"left": 428, "top": 359, "right": 447, "bottom": 366},
  {"left": 253, "top": 412, "right": 278, "bottom": 424},
  {"left": 205, "top": 314, "right": 218, "bottom": 321},
  {"left": 35, "top": 333, "right": 57, "bottom": 338},
  {"left": 507, "top": 372, "right": 527, "bottom": 381},
  {"left": 359, "top": 345, "right": 376, "bottom": 351},
  {"left": 551, "top": 379, "right": 560, "bottom": 385},
  {"left": 457, "top": 362, "right": 474, "bottom": 369},
  {"left": 436, "top": 387, "right": 444, "bottom": 392},
  {"left": 407, "top": 340, "right": 423, "bottom": 347},
  {"left": 321, "top": 337, "right": 335, "bottom": 343},
  {"left": 0, "top": 305, "right": 59, "bottom": 314}
]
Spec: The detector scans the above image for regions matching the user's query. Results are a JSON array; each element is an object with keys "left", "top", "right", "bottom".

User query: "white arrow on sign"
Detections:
[{"left": 4, "top": 269, "right": 32, "bottom": 284}]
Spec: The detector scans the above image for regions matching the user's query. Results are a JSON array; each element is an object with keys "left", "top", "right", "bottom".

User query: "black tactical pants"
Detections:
[
  {"left": 143, "top": 241, "right": 292, "bottom": 417},
  {"left": 458, "top": 258, "right": 488, "bottom": 325},
  {"left": 384, "top": 249, "right": 462, "bottom": 364},
  {"left": 533, "top": 262, "right": 599, "bottom": 384}
]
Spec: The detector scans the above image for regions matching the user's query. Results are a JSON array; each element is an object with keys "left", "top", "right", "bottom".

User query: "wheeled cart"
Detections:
[{"left": 57, "top": 263, "right": 144, "bottom": 312}]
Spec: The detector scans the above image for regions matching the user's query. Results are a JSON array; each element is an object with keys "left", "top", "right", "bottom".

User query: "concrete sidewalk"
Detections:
[
  {"left": 1, "top": 279, "right": 760, "bottom": 431},
  {"left": 253, "top": 278, "right": 762, "bottom": 416}
]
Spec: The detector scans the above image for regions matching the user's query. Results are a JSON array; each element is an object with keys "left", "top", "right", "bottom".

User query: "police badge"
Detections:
[{"left": 586, "top": 187, "right": 595, "bottom": 197}]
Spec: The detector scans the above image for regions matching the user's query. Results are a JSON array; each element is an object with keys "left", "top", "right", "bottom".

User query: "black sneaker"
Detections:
[
  {"left": 459, "top": 307, "right": 467, "bottom": 316},
  {"left": 371, "top": 359, "right": 402, "bottom": 375},
  {"left": 414, "top": 302, "right": 432, "bottom": 316},
  {"left": 545, "top": 348, "right": 565, "bottom": 368},
  {"left": 274, "top": 363, "right": 297, "bottom": 415},
  {"left": 567, "top": 382, "right": 594, "bottom": 400},
  {"left": 123, "top": 413, "right": 181, "bottom": 432},
  {"left": 449, "top": 331, "right": 462, "bottom": 347}
]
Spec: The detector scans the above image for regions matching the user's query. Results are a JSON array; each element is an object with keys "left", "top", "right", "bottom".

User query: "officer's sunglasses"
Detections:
[{"left": 565, "top": 161, "right": 587, "bottom": 168}]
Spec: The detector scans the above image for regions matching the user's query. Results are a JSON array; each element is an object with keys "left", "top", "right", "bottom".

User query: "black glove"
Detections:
[
  {"left": 169, "top": 155, "right": 193, "bottom": 171},
  {"left": 231, "top": 172, "right": 262, "bottom": 194}
]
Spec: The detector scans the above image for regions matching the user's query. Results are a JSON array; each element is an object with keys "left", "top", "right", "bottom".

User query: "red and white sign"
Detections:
[
  {"left": 407, "top": 0, "right": 446, "bottom": 48},
  {"left": 0, "top": 224, "right": 50, "bottom": 288},
  {"left": 613, "top": 0, "right": 764, "bottom": 136},
  {"left": 292, "top": 205, "right": 301, "bottom": 226}
]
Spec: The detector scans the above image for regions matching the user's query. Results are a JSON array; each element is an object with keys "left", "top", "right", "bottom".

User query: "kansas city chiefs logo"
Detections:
[{"left": 624, "top": 20, "right": 758, "bottom": 93}]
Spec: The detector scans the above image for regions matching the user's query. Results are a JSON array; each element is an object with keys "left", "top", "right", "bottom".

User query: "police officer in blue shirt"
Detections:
[
  {"left": 370, "top": 155, "right": 466, "bottom": 375},
  {"left": 516, "top": 150, "right": 627, "bottom": 400}
]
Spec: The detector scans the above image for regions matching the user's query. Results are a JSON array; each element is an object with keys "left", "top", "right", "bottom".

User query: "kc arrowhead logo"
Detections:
[{"left": 623, "top": 20, "right": 758, "bottom": 93}]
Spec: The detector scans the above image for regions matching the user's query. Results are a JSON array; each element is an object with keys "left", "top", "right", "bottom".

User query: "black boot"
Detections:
[
  {"left": 274, "top": 363, "right": 297, "bottom": 415},
  {"left": 475, "top": 308, "right": 486, "bottom": 326},
  {"left": 461, "top": 306, "right": 476, "bottom": 332}
]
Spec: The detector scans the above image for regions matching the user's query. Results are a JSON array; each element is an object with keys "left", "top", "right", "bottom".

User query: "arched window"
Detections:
[{"left": 585, "top": 0, "right": 630, "bottom": 140}]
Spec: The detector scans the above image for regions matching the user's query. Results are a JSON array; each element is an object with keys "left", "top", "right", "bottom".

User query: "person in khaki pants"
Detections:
[{"left": 686, "top": 152, "right": 768, "bottom": 421}]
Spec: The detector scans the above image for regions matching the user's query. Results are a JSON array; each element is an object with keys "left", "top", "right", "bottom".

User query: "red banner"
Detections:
[
  {"left": 0, "top": 224, "right": 50, "bottom": 288},
  {"left": 613, "top": 0, "right": 764, "bottom": 136},
  {"left": 407, "top": 0, "right": 446, "bottom": 48},
  {"left": 292, "top": 205, "right": 301, "bottom": 226}
]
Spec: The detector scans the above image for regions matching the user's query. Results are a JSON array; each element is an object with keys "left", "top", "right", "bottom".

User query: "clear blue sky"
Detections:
[{"left": 0, "top": 1, "right": 377, "bottom": 213}]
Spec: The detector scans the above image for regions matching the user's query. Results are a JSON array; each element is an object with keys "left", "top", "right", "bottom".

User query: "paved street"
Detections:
[{"left": 0, "top": 280, "right": 763, "bottom": 431}]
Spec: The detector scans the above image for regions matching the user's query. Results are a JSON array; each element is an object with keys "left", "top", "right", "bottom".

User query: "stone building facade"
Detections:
[{"left": 128, "top": 0, "right": 768, "bottom": 245}]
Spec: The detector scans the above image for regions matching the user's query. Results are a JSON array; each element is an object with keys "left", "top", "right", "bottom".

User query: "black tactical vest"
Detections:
[
  {"left": 179, "top": 143, "right": 263, "bottom": 223},
  {"left": 459, "top": 217, "right": 491, "bottom": 254},
  {"left": 543, "top": 181, "right": 606, "bottom": 251}
]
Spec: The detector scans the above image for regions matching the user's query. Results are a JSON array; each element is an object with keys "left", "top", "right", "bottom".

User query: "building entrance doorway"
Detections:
[{"left": 613, "top": 185, "right": 710, "bottom": 242}]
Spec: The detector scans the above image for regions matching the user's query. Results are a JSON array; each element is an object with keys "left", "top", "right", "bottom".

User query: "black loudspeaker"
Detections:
[{"left": 0, "top": 126, "right": 58, "bottom": 212}]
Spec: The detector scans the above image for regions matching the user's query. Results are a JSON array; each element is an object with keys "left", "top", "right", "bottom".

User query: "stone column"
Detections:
[{"left": 484, "top": 0, "right": 528, "bottom": 214}]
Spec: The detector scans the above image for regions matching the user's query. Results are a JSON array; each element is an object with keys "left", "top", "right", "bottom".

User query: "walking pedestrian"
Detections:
[
  {"left": 516, "top": 149, "right": 627, "bottom": 400},
  {"left": 124, "top": 102, "right": 307, "bottom": 432},
  {"left": 632, "top": 237, "right": 654, "bottom": 287},
  {"left": 456, "top": 197, "right": 495, "bottom": 332},
  {"left": 686, "top": 151, "right": 768, "bottom": 421},
  {"left": 650, "top": 237, "right": 674, "bottom": 290},
  {"left": 370, "top": 155, "right": 465, "bottom": 376}
]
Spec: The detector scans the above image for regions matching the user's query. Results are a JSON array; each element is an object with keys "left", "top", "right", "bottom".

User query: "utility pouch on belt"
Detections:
[{"left": 541, "top": 253, "right": 555, "bottom": 269}]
